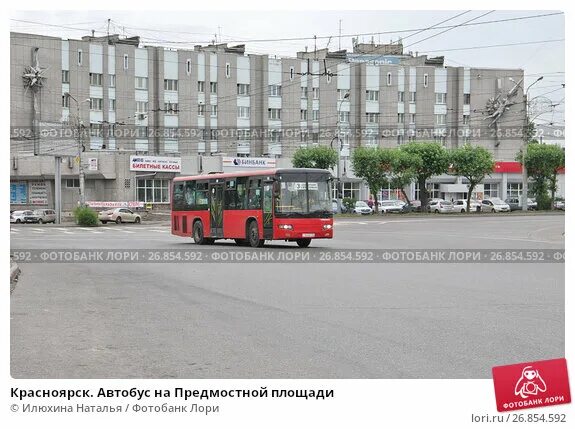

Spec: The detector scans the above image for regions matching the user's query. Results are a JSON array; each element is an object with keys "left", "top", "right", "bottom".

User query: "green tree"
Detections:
[
  {"left": 450, "top": 145, "right": 495, "bottom": 213},
  {"left": 389, "top": 149, "right": 422, "bottom": 204},
  {"left": 351, "top": 147, "right": 391, "bottom": 214},
  {"left": 292, "top": 146, "right": 338, "bottom": 170},
  {"left": 400, "top": 142, "right": 450, "bottom": 209},
  {"left": 518, "top": 142, "right": 565, "bottom": 210}
]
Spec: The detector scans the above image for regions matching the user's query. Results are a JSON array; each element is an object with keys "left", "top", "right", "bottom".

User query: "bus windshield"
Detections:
[{"left": 275, "top": 172, "right": 332, "bottom": 217}]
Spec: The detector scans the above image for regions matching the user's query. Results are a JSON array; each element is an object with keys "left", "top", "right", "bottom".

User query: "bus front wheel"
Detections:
[
  {"left": 296, "top": 239, "right": 312, "bottom": 248},
  {"left": 248, "top": 221, "right": 265, "bottom": 248},
  {"left": 193, "top": 221, "right": 209, "bottom": 245}
]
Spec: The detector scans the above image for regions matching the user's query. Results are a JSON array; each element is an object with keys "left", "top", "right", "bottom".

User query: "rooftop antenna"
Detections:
[
  {"left": 313, "top": 35, "right": 317, "bottom": 59},
  {"left": 338, "top": 20, "right": 342, "bottom": 50},
  {"left": 107, "top": 18, "right": 110, "bottom": 42}
]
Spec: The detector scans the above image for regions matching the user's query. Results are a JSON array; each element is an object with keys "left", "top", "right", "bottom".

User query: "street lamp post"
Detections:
[
  {"left": 65, "top": 93, "right": 90, "bottom": 206},
  {"left": 330, "top": 91, "right": 350, "bottom": 211}
]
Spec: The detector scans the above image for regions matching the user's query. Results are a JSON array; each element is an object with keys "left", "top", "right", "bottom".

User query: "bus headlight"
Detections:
[
  {"left": 278, "top": 224, "right": 293, "bottom": 230},
  {"left": 322, "top": 224, "right": 333, "bottom": 230}
]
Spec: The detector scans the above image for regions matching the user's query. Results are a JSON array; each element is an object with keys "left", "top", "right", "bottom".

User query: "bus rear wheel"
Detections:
[
  {"left": 248, "top": 220, "right": 265, "bottom": 248},
  {"left": 296, "top": 239, "right": 312, "bottom": 248},
  {"left": 193, "top": 221, "right": 209, "bottom": 245}
]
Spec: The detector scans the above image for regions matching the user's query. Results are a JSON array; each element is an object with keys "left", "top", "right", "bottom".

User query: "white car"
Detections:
[
  {"left": 353, "top": 201, "right": 373, "bottom": 215},
  {"left": 98, "top": 208, "right": 142, "bottom": 224},
  {"left": 378, "top": 200, "right": 406, "bottom": 214},
  {"left": 453, "top": 199, "right": 481, "bottom": 213},
  {"left": 481, "top": 198, "right": 510, "bottom": 213},
  {"left": 10, "top": 210, "right": 34, "bottom": 223},
  {"left": 427, "top": 199, "right": 454, "bottom": 214}
]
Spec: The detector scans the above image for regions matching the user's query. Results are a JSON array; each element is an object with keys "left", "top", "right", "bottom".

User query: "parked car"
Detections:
[
  {"left": 98, "top": 208, "right": 142, "bottom": 224},
  {"left": 32, "top": 209, "right": 56, "bottom": 224},
  {"left": 481, "top": 198, "right": 510, "bottom": 213},
  {"left": 353, "top": 201, "right": 373, "bottom": 215},
  {"left": 453, "top": 199, "right": 481, "bottom": 213},
  {"left": 427, "top": 199, "right": 454, "bottom": 214},
  {"left": 378, "top": 199, "right": 405, "bottom": 214},
  {"left": 553, "top": 199, "right": 565, "bottom": 211},
  {"left": 10, "top": 210, "right": 35, "bottom": 223},
  {"left": 409, "top": 200, "right": 422, "bottom": 212},
  {"left": 506, "top": 197, "right": 537, "bottom": 211}
]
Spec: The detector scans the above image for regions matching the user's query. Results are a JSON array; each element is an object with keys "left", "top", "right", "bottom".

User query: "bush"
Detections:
[
  {"left": 73, "top": 206, "right": 98, "bottom": 226},
  {"left": 535, "top": 193, "right": 552, "bottom": 211},
  {"left": 342, "top": 197, "right": 356, "bottom": 213}
]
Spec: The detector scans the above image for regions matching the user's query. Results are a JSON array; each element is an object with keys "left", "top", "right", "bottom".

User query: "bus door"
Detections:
[
  {"left": 262, "top": 182, "right": 274, "bottom": 239},
  {"left": 209, "top": 182, "right": 224, "bottom": 237}
]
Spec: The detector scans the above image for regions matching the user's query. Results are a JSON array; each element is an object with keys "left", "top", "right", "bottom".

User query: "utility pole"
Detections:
[
  {"left": 521, "top": 76, "right": 543, "bottom": 211},
  {"left": 330, "top": 91, "right": 350, "bottom": 211},
  {"left": 65, "top": 92, "right": 89, "bottom": 206},
  {"left": 54, "top": 156, "right": 62, "bottom": 224}
]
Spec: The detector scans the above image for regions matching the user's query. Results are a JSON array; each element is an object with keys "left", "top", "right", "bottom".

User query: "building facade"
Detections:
[{"left": 12, "top": 32, "right": 557, "bottom": 210}]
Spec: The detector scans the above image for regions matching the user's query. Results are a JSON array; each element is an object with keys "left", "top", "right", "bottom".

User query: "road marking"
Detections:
[
  {"left": 11, "top": 227, "right": 21, "bottom": 232},
  {"left": 55, "top": 228, "right": 74, "bottom": 235},
  {"left": 118, "top": 229, "right": 136, "bottom": 234}
]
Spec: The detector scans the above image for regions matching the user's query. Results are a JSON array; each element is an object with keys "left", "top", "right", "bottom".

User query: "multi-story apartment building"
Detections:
[{"left": 12, "top": 32, "right": 548, "bottom": 210}]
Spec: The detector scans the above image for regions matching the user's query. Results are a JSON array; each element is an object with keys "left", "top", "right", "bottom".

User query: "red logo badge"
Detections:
[{"left": 492, "top": 358, "right": 571, "bottom": 412}]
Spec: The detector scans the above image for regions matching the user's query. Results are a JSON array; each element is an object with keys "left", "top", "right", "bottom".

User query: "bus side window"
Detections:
[
  {"left": 225, "top": 179, "right": 238, "bottom": 209},
  {"left": 237, "top": 177, "right": 247, "bottom": 209},
  {"left": 247, "top": 179, "right": 262, "bottom": 209},
  {"left": 184, "top": 181, "right": 196, "bottom": 210},
  {"left": 195, "top": 181, "right": 209, "bottom": 209},
  {"left": 173, "top": 182, "right": 185, "bottom": 210}
]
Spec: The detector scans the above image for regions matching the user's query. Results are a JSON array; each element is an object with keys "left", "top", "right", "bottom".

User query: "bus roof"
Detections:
[{"left": 173, "top": 168, "right": 331, "bottom": 182}]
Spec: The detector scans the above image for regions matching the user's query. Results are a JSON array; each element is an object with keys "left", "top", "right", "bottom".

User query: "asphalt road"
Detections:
[{"left": 10, "top": 214, "right": 565, "bottom": 378}]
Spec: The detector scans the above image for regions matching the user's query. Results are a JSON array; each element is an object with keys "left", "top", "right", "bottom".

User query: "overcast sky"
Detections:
[{"left": 11, "top": 10, "right": 564, "bottom": 124}]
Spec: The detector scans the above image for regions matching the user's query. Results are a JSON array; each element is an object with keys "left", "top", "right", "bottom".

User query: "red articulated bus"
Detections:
[{"left": 171, "top": 168, "right": 333, "bottom": 248}]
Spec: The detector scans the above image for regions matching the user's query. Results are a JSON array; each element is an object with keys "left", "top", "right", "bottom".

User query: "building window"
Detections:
[
  {"left": 210, "top": 129, "right": 218, "bottom": 141},
  {"left": 387, "top": 72, "right": 392, "bottom": 86},
  {"left": 366, "top": 113, "right": 379, "bottom": 123},
  {"left": 123, "top": 54, "right": 128, "bottom": 70},
  {"left": 66, "top": 179, "right": 80, "bottom": 188},
  {"left": 109, "top": 99, "right": 116, "bottom": 111},
  {"left": 186, "top": 59, "right": 192, "bottom": 75},
  {"left": 89, "top": 73, "right": 103, "bottom": 86},
  {"left": 135, "top": 76, "right": 148, "bottom": 90},
  {"left": 366, "top": 90, "right": 379, "bottom": 102},
  {"left": 269, "top": 85, "right": 282, "bottom": 97},
  {"left": 311, "top": 132, "right": 319, "bottom": 143},
  {"left": 339, "top": 111, "right": 350, "bottom": 123},
  {"left": 409, "top": 113, "right": 416, "bottom": 124},
  {"left": 484, "top": 183, "right": 499, "bottom": 198},
  {"left": 342, "top": 182, "right": 360, "bottom": 200},
  {"left": 290, "top": 66, "right": 295, "bottom": 80},
  {"left": 198, "top": 81, "right": 205, "bottom": 93},
  {"left": 398, "top": 135, "right": 404, "bottom": 145},
  {"left": 198, "top": 104, "right": 205, "bottom": 117},
  {"left": 410, "top": 91, "right": 416, "bottom": 103},
  {"left": 109, "top": 75, "right": 116, "bottom": 88},
  {"left": 301, "top": 86, "right": 308, "bottom": 99},
  {"left": 435, "top": 114, "right": 447, "bottom": 125},
  {"left": 237, "top": 129, "right": 251, "bottom": 141},
  {"left": 423, "top": 74, "right": 429, "bottom": 88},
  {"left": 90, "top": 98, "right": 103, "bottom": 111},
  {"left": 312, "top": 87, "right": 319, "bottom": 99},
  {"left": 415, "top": 183, "right": 440, "bottom": 200},
  {"left": 398, "top": 91, "right": 404, "bottom": 102},
  {"left": 62, "top": 94, "right": 70, "bottom": 108},
  {"left": 312, "top": 109, "right": 320, "bottom": 121},
  {"left": 435, "top": 93, "right": 447, "bottom": 104},
  {"left": 62, "top": 70, "right": 70, "bottom": 84},
  {"left": 270, "top": 130, "right": 281, "bottom": 143},
  {"left": 507, "top": 183, "right": 523, "bottom": 198},
  {"left": 210, "top": 105, "right": 218, "bottom": 117},
  {"left": 237, "top": 83, "right": 250, "bottom": 96},
  {"left": 77, "top": 50, "right": 83, "bottom": 66},
  {"left": 136, "top": 126, "right": 148, "bottom": 139},
  {"left": 300, "top": 129, "right": 308, "bottom": 143},
  {"left": 164, "top": 102, "right": 179, "bottom": 114},
  {"left": 210, "top": 82, "right": 217, "bottom": 94},
  {"left": 398, "top": 113, "right": 405, "bottom": 124},
  {"left": 225, "top": 63, "right": 231, "bottom": 78},
  {"left": 463, "top": 93, "right": 471, "bottom": 104},
  {"left": 365, "top": 134, "right": 378, "bottom": 147},
  {"left": 300, "top": 109, "right": 308, "bottom": 121},
  {"left": 137, "top": 179, "right": 170, "bottom": 203},
  {"left": 268, "top": 108, "right": 281, "bottom": 120},
  {"left": 90, "top": 123, "right": 103, "bottom": 137},
  {"left": 237, "top": 106, "right": 250, "bottom": 119},
  {"left": 164, "top": 79, "right": 178, "bottom": 91},
  {"left": 463, "top": 114, "right": 470, "bottom": 125},
  {"left": 136, "top": 101, "right": 148, "bottom": 113}
]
